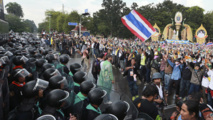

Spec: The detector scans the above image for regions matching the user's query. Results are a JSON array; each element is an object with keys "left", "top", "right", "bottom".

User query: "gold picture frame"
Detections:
[{"left": 195, "top": 24, "right": 208, "bottom": 44}]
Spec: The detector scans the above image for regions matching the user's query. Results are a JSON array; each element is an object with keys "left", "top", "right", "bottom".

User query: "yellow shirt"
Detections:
[
  {"left": 140, "top": 55, "right": 146, "bottom": 66},
  {"left": 115, "top": 49, "right": 119, "bottom": 55}
]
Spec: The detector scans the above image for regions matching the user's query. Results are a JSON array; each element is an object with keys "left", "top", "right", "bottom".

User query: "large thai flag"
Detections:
[{"left": 121, "top": 10, "right": 156, "bottom": 42}]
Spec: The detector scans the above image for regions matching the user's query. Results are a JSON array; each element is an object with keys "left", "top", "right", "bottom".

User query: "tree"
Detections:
[
  {"left": 203, "top": 11, "right": 213, "bottom": 41},
  {"left": 5, "top": 2, "right": 24, "bottom": 18},
  {"left": 102, "top": 0, "right": 126, "bottom": 37},
  {"left": 45, "top": 10, "right": 62, "bottom": 32},
  {"left": 38, "top": 22, "right": 48, "bottom": 33},
  {"left": 131, "top": 2, "right": 138, "bottom": 10},
  {"left": 5, "top": 14, "right": 25, "bottom": 32},
  {"left": 185, "top": 6, "right": 204, "bottom": 34},
  {"left": 23, "top": 19, "right": 37, "bottom": 33},
  {"left": 56, "top": 13, "right": 66, "bottom": 33}
]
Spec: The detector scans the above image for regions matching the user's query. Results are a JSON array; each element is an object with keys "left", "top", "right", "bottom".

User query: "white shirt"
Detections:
[
  {"left": 156, "top": 84, "right": 163, "bottom": 99},
  {"left": 99, "top": 44, "right": 103, "bottom": 50},
  {"left": 41, "top": 38, "right": 45, "bottom": 44},
  {"left": 100, "top": 60, "right": 104, "bottom": 69},
  {"left": 208, "top": 70, "right": 213, "bottom": 90},
  {"left": 91, "top": 43, "right": 95, "bottom": 48},
  {"left": 202, "top": 77, "right": 210, "bottom": 88}
]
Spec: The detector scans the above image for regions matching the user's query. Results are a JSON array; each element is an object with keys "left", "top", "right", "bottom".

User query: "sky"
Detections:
[{"left": 4, "top": 0, "right": 213, "bottom": 27}]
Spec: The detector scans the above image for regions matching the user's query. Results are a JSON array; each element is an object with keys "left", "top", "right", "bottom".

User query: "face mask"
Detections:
[
  {"left": 194, "top": 69, "right": 198, "bottom": 72},
  {"left": 175, "top": 62, "right": 179, "bottom": 65},
  {"left": 211, "top": 59, "right": 213, "bottom": 63}
]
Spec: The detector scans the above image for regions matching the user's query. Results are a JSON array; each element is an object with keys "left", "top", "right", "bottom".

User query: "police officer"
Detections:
[
  {"left": 39, "top": 63, "right": 55, "bottom": 79},
  {"left": 8, "top": 56, "right": 25, "bottom": 84},
  {"left": 70, "top": 63, "right": 82, "bottom": 75},
  {"left": 43, "top": 68, "right": 61, "bottom": 81},
  {"left": 0, "top": 57, "right": 10, "bottom": 120},
  {"left": 12, "top": 80, "right": 47, "bottom": 120},
  {"left": 41, "top": 89, "right": 69, "bottom": 120},
  {"left": 45, "top": 54, "right": 55, "bottom": 66},
  {"left": 25, "top": 58, "right": 37, "bottom": 80},
  {"left": 63, "top": 81, "right": 96, "bottom": 119},
  {"left": 35, "top": 59, "right": 47, "bottom": 78},
  {"left": 49, "top": 75, "right": 68, "bottom": 90},
  {"left": 106, "top": 100, "right": 130, "bottom": 120},
  {"left": 74, "top": 81, "right": 96, "bottom": 105},
  {"left": 57, "top": 54, "right": 72, "bottom": 76},
  {"left": 39, "top": 75, "right": 68, "bottom": 110},
  {"left": 9, "top": 69, "right": 30, "bottom": 111},
  {"left": 28, "top": 48, "right": 37, "bottom": 58},
  {"left": 82, "top": 88, "right": 107, "bottom": 120},
  {"left": 56, "top": 54, "right": 74, "bottom": 90},
  {"left": 72, "top": 71, "right": 87, "bottom": 94}
]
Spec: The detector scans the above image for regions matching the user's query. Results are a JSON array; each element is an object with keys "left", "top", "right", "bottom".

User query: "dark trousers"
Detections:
[
  {"left": 160, "top": 70, "right": 165, "bottom": 81},
  {"left": 92, "top": 73, "right": 98, "bottom": 84},
  {"left": 188, "top": 83, "right": 200, "bottom": 95},
  {"left": 140, "top": 65, "right": 146, "bottom": 82},
  {"left": 146, "top": 67, "right": 151, "bottom": 83},
  {"left": 168, "top": 79, "right": 180, "bottom": 96},
  {"left": 128, "top": 80, "right": 138, "bottom": 97},
  {"left": 180, "top": 78, "right": 190, "bottom": 97}
]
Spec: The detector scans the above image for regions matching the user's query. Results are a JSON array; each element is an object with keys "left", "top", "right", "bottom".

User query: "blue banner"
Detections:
[{"left": 166, "top": 40, "right": 190, "bottom": 44}]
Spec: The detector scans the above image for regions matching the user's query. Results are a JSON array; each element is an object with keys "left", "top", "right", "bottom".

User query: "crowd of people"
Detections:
[{"left": 0, "top": 30, "right": 213, "bottom": 120}]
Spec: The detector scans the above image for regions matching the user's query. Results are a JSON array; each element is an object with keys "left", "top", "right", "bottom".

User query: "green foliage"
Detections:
[
  {"left": 45, "top": 10, "right": 62, "bottom": 32},
  {"left": 203, "top": 11, "right": 213, "bottom": 40},
  {"left": 5, "top": 2, "right": 24, "bottom": 18},
  {"left": 38, "top": 10, "right": 81, "bottom": 34},
  {"left": 5, "top": 14, "right": 37, "bottom": 33},
  {"left": 56, "top": 13, "right": 66, "bottom": 33},
  {"left": 0, "top": 20, "right": 9, "bottom": 33},
  {"left": 38, "top": 22, "right": 48, "bottom": 33},
  {"left": 23, "top": 19, "right": 37, "bottom": 32},
  {"left": 5, "top": 14, "right": 25, "bottom": 32}
]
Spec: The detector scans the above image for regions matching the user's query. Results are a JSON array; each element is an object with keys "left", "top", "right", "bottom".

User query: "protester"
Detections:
[
  {"left": 98, "top": 54, "right": 114, "bottom": 102},
  {"left": 167, "top": 58, "right": 183, "bottom": 99},
  {"left": 152, "top": 72, "right": 167, "bottom": 112},
  {"left": 134, "top": 84, "right": 161, "bottom": 120},
  {"left": 125, "top": 58, "right": 139, "bottom": 101},
  {"left": 180, "top": 100, "right": 200, "bottom": 120}
]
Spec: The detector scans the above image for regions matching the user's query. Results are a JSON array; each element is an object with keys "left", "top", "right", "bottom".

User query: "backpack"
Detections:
[{"left": 92, "top": 59, "right": 101, "bottom": 75}]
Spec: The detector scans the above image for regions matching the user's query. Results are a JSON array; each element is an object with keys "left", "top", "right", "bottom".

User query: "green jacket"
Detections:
[{"left": 74, "top": 92, "right": 87, "bottom": 104}]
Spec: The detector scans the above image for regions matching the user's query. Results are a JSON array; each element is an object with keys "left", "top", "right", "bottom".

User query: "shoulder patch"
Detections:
[{"left": 137, "top": 103, "right": 141, "bottom": 108}]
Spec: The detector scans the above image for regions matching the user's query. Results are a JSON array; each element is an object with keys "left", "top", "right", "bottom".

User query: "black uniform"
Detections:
[
  {"left": 134, "top": 98, "right": 159, "bottom": 120},
  {"left": 0, "top": 69, "right": 10, "bottom": 120},
  {"left": 9, "top": 82, "right": 24, "bottom": 111}
]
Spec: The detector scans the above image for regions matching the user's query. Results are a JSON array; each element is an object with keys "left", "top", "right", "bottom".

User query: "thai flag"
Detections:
[
  {"left": 121, "top": 10, "right": 156, "bottom": 42},
  {"left": 206, "top": 42, "right": 213, "bottom": 46}
]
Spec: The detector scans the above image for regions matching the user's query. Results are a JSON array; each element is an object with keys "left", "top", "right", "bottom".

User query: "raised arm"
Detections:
[
  {"left": 167, "top": 59, "right": 174, "bottom": 68},
  {"left": 186, "top": 62, "right": 193, "bottom": 72}
]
